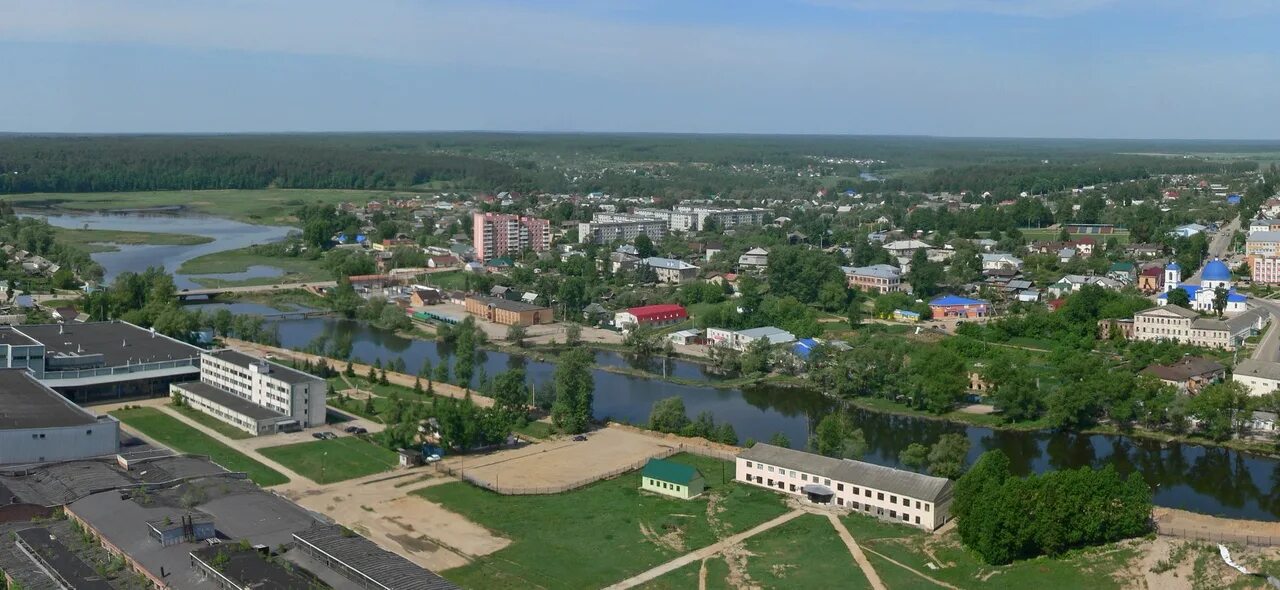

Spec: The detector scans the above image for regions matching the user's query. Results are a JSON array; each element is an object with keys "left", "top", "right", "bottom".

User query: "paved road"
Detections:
[
  {"left": 178, "top": 280, "right": 337, "bottom": 297},
  {"left": 1250, "top": 297, "right": 1280, "bottom": 362},
  {"left": 1189, "top": 216, "right": 1240, "bottom": 283}
]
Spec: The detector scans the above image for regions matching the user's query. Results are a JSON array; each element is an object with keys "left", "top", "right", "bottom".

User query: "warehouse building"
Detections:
[
  {"left": 172, "top": 349, "right": 327, "bottom": 436},
  {"left": 464, "top": 295, "right": 553, "bottom": 326},
  {"left": 0, "top": 321, "right": 203, "bottom": 403},
  {"left": 0, "top": 369, "right": 119, "bottom": 465}
]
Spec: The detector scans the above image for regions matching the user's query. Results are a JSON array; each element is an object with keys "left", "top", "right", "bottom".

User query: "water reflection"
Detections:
[{"left": 259, "top": 315, "right": 1280, "bottom": 520}]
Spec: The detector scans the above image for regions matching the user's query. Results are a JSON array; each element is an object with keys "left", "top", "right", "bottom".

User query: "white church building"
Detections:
[{"left": 1156, "top": 258, "right": 1248, "bottom": 314}]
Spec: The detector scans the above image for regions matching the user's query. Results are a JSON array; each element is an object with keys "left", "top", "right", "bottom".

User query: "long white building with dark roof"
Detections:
[{"left": 736, "top": 443, "right": 953, "bottom": 530}]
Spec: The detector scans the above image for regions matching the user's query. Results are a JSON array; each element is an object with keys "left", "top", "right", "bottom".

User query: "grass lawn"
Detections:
[
  {"left": 169, "top": 403, "right": 252, "bottom": 440},
  {"left": 52, "top": 227, "right": 213, "bottom": 253},
  {"left": 514, "top": 420, "right": 553, "bottom": 439},
  {"left": 414, "top": 453, "right": 789, "bottom": 590},
  {"left": 842, "top": 511, "right": 1140, "bottom": 590},
  {"left": 636, "top": 559, "right": 702, "bottom": 590},
  {"left": 10, "top": 189, "right": 399, "bottom": 226},
  {"left": 110, "top": 407, "right": 288, "bottom": 486},
  {"left": 1015, "top": 227, "right": 1131, "bottom": 245},
  {"left": 420, "top": 270, "right": 472, "bottom": 291},
  {"left": 177, "top": 247, "right": 331, "bottom": 287},
  {"left": 258, "top": 437, "right": 400, "bottom": 484},
  {"left": 742, "top": 513, "right": 871, "bottom": 589}
]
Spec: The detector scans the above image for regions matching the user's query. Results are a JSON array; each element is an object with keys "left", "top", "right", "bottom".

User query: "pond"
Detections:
[
  {"left": 266, "top": 316, "right": 1280, "bottom": 521},
  {"left": 27, "top": 211, "right": 294, "bottom": 289}
]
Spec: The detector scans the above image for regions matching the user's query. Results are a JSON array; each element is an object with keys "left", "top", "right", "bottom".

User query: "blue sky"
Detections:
[{"left": 2, "top": 0, "right": 1279, "bottom": 138}]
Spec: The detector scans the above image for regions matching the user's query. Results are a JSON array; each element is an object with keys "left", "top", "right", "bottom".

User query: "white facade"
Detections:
[
  {"left": 0, "top": 419, "right": 120, "bottom": 465},
  {"left": 198, "top": 350, "right": 327, "bottom": 430},
  {"left": 577, "top": 214, "right": 668, "bottom": 244},
  {"left": 1233, "top": 359, "right": 1280, "bottom": 397},
  {"left": 738, "top": 247, "right": 769, "bottom": 267},
  {"left": 736, "top": 444, "right": 952, "bottom": 531},
  {"left": 706, "top": 326, "right": 796, "bottom": 351}
]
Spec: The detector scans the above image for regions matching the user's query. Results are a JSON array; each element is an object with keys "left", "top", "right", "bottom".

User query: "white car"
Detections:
[{"left": 426, "top": 454, "right": 442, "bottom": 463}]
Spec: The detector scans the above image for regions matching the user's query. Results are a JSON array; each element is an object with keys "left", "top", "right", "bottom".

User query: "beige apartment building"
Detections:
[
  {"left": 842, "top": 264, "right": 901, "bottom": 294},
  {"left": 1132, "top": 305, "right": 1268, "bottom": 351},
  {"left": 736, "top": 443, "right": 953, "bottom": 531}
]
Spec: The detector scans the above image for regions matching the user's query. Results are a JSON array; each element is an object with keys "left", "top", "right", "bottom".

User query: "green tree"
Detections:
[
  {"left": 926, "top": 433, "right": 971, "bottom": 479},
  {"left": 906, "top": 347, "right": 966, "bottom": 414},
  {"left": 551, "top": 348, "right": 594, "bottom": 434},
  {"left": 634, "top": 234, "right": 657, "bottom": 258},
  {"left": 899, "top": 443, "right": 929, "bottom": 469},
  {"left": 434, "top": 362, "right": 450, "bottom": 385},
  {"left": 768, "top": 432, "right": 792, "bottom": 448},
  {"left": 1166, "top": 287, "right": 1191, "bottom": 308},
  {"left": 492, "top": 369, "right": 528, "bottom": 416},
  {"left": 1188, "top": 381, "right": 1248, "bottom": 441},
  {"left": 1212, "top": 285, "right": 1229, "bottom": 317},
  {"left": 648, "top": 396, "right": 690, "bottom": 433},
  {"left": 908, "top": 249, "right": 944, "bottom": 297},
  {"left": 564, "top": 322, "right": 582, "bottom": 346},
  {"left": 811, "top": 414, "right": 866, "bottom": 458},
  {"left": 506, "top": 324, "right": 527, "bottom": 347}
]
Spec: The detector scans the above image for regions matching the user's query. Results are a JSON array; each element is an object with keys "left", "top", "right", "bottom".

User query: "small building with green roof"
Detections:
[{"left": 640, "top": 458, "right": 705, "bottom": 500}]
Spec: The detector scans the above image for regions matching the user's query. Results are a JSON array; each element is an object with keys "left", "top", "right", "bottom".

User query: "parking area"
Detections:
[{"left": 442, "top": 426, "right": 677, "bottom": 492}]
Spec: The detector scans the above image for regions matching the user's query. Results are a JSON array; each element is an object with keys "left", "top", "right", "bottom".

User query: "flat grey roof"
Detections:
[
  {"left": 1236, "top": 359, "right": 1280, "bottom": 382},
  {"left": 0, "top": 328, "right": 39, "bottom": 346},
  {"left": 0, "top": 369, "right": 97, "bottom": 430},
  {"left": 174, "top": 381, "right": 285, "bottom": 421},
  {"left": 739, "top": 443, "right": 953, "bottom": 503},
  {"left": 13, "top": 321, "right": 202, "bottom": 367},
  {"left": 208, "top": 349, "right": 319, "bottom": 385},
  {"left": 15, "top": 527, "right": 113, "bottom": 590},
  {"left": 294, "top": 524, "right": 459, "bottom": 590},
  {"left": 191, "top": 546, "right": 324, "bottom": 590}
]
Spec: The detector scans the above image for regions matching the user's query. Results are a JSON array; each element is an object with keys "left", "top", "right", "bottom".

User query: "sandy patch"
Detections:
[{"left": 447, "top": 427, "right": 676, "bottom": 492}]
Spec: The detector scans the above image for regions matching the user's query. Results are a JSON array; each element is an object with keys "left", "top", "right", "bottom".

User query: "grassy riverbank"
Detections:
[
  {"left": 52, "top": 227, "right": 214, "bottom": 253},
  {"left": 10, "top": 189, "right": 399, "bottom": 226},
  {"left": 177, "top": 247, "right": 331, "bottom": 287}
]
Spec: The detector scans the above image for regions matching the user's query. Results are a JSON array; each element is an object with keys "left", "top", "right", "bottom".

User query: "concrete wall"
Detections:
[{"left": 0, "top": 418, "right": 120, "bottom": 465}]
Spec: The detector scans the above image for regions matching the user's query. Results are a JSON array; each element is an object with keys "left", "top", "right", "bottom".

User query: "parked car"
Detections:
[
  {"left": 344, "top": 426, "right": 360, "bottom": 434},
  {"left": 425, "top": 454, "right": 442, "bottom": 463},
  {"left": 573, "top": 435, "right": 588, "bottom": 441},
  {"left": 353, "top": 427, "right": 368, "bottom": 434},
  {"left": 312, "top": 432, "right": 327, "bottom": 440}
]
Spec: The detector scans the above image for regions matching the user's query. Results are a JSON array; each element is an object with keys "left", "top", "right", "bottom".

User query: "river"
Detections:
[
  {"left": 26, "top": 211, "right": 295, "bottom": 289},
  {"left": 255, "top": 315, "right": 1280, "bottom": 521}
]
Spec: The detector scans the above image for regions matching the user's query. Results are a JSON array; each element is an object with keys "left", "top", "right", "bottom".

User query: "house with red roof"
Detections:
[{"left": 614, "top": 304, "right": 688, "bottom": 330}]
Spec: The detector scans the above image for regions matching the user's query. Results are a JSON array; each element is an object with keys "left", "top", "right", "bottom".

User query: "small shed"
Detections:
[{"left": 640, "top": 458, "right": 705, "bottom": 500}]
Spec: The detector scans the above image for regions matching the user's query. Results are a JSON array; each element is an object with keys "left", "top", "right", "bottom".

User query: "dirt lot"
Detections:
[{"left": 442, "top": 426, "right": 678, "bottom": 492}]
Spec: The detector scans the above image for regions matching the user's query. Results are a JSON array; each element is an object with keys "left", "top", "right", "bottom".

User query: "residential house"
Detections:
[
  {"left": 582, "top": 302, "right": 611, "bottom": 325},
  {"left": 1126, "top": 243, "right": 1163, "bottom": 259},
  {"left": 883, "top": 240, "right": 931, "bottom": 258},
  {"left": 980, "top": 253, "right": 1023, "bottom": 272},
  {"left": 1107, "top": 262, "right": 1137, "bottom": 284},
  {"left": 642, "top": 257, "right": 699, "bottom": 284},
  {"left": 1140, "top": 357, "right": 1225, "bottom": 394},
  {"left": 427, "top": 255, "right": 460, "bottom": 269},
  {"left": 410, "top": 287, "right": 442, "bottom": 307},
  {"left": 1137, "top": 266, "right": 1164, "bottom": 293},
  {"left": 738, "top": 247, "right": 770, "bottom": 268}
]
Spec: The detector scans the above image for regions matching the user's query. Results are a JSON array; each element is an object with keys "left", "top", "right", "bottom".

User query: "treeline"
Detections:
[
  {"left": 954, "top": 450, "right": 1151, "bottom": 564},
  {"left": 0, "top": 135, "right": 531, "bottom": 193},
  {"left": 917, "top": 156, "right": 1256, "bottom": 199}
]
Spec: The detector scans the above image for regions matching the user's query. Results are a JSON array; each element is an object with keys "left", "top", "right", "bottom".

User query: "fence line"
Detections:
[
  {"left": 1159, "top": 526, "right": 1280, "bottom": 547},
  {"left": 435, "top": 442, "right": 742, "bottom": 496}
]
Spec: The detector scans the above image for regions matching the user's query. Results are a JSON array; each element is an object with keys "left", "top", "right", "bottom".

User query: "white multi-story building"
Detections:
[
  {"left": 633, "top": 208, "right": 698, "bottom": 232},
  {"left": 737, "top": 443, "right": 953, "bottom": 531},
  {"left": 1232, "top": 359, "right": 1280, "bottom": 396},
  {"left": 172, "top": 350, "right": 327, "bottom": 436},
  {"left": 674, "top": 206, "right": 770, "bottom": 230},
  {"left": 578, "top": 214, "right": 668, "bottom": 244},
  {"left": 642, "top": 257, "right": 699, "bottom": 284}
]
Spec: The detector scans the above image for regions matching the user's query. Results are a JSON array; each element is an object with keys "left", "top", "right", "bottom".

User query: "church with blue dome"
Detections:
[{"left": 1157, "top": 258, "right": 1248, "bottom": 314}]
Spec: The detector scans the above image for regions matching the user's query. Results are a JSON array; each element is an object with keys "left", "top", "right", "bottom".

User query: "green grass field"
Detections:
[
  {"left": 420, "top": 270, "right": 472, "bottom": 291},
  {"left": 258, "top": 437, "right": 400, "bottom": 484},
  {"left": 169, "top": 403, "right": 252, "bottom": 440},
  {"left": 841, "top": 511, "right": 1140, "bottom": 589},
  {"left": 9, "top": 189, "right": 400, "bottom": 226},
  {"left": 1015, "top": 227, "right": 1132, "bottom": 244},
  {"left": 414, "top": 453, "right": 789, "bottom": 590},
  {"left": 52, "top": 227, "right": 214, "bottom": 253},
  {"left": 741, "top": 513, "right": 871, "bottom": 589},
  {"left": 110, "top": 407, "right": 289, "bottom": 486},
  {"left": 177, "top": 247, "right": 331, "bottom": 287}
]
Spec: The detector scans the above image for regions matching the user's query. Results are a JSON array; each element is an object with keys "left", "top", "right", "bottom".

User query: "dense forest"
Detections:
[{"left": 0, "top": 133, "right": 1270, "bottom": 198}]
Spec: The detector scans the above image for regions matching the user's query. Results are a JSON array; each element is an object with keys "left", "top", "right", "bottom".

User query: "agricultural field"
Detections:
[
  {"left": 259, "top": 436, "right": 400, "bottom": 484},
  {"left": 414, "top": 453, "right": 788, "bottom": 589},
  {"left": 109, "top": 407, "right": 289, "bottom": 486},
  {"left": 9, "top": 189, "right": 399, "bottom": 226}
]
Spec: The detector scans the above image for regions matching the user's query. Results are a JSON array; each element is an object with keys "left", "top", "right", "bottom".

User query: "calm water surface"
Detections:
[
  {"left": 28, "top": 211, "right": 294, "bottom": 289},
  {"left": 262, "top": 316, "right": 1280, "bottom": 521}
]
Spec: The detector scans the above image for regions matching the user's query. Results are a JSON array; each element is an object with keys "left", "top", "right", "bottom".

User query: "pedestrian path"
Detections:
[{"left": 826, "top": 512, "right": 886, "bottom": 590}]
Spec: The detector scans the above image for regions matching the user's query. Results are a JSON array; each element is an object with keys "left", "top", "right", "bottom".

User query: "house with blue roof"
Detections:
[
  {"left": 1157, "top": 258, "right": 1248, "bottom": 315},
  {"left": 929, "top": 295, "right": 990, "bottom": 319}
]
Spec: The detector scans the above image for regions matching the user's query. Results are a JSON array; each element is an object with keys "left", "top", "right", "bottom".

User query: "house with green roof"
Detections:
[
  {"left": 1107, "top": 261, "right": 1137, "bottom": 284},
  {"left": 641, "top": 458, "right": 705, "bottom": 500}
]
